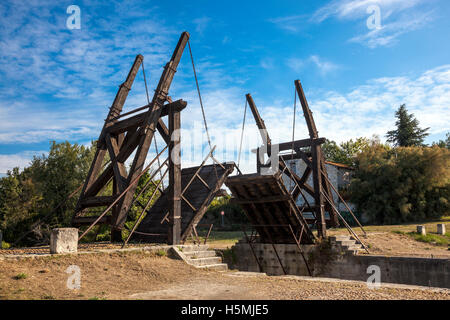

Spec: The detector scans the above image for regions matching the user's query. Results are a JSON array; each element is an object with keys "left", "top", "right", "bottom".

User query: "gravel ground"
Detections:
[{"left": 1, "top": 250, "right": 448, "bottom": 300}]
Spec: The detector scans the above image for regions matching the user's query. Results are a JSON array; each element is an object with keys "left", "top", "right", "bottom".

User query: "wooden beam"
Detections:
[
  {"left": 105, "top": 133, "right": 128, "bottom": 192},
  {"left": 246, "top": 93, "right": 271, "bottom": 146},
  {"left": 72, "top": 215, "right": 111, "bottom": 226},
  {"left": 295, "top": 80, "right": 318, "bottom": 139},
  {"left": 80, "top": 196, "right": 115, "bottom": 208},
  {"left": 168, "top": 105, "right": 181, "bottom": 245},
  {"left": 110, "top": 32, "right": 190, "bottom": 241},
  {"left": 295, "top": 79, "right": 327, "bottom": 238},
  {"left": 277, "top": 137, "right": 325, "bottom": 151},
  {"left": 106, "top": 100, "right": 187, "bottom": 135},
  {"left": 73, "top": 55, "right": 143, "bottom": 219}
]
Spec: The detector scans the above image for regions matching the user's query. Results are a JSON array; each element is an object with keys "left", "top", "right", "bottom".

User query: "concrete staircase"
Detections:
[
  {"left": 172, "top": 244, "right": 228, "bottom": 271},
  {"left": 329, "top": 235, "right": 365, "bottom": 255}
]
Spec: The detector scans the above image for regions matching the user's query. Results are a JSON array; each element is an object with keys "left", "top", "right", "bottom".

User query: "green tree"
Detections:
[
  {"left": 29, "top": 141, "right": 96, "bottom": 227},
  {"left": 349, "top": 145, "right": 449, "bottom": 224},
  {"left": 0, "top": 141, "right": 97, "bottom": 245},
  {"left": 0, "top": 167, "right": 41, "bottom": 243},
  {"left": 203, "top": 195, "right": 248, "bottom": 230},
  {"left": 432, "top": 132, "right": 450, "bottom": 149},
  {"left": 386, "top": 104, "right": 429, "bottom": 147},
  {"left": 322, "top": 137, "right": 375, "bottom": 166}
]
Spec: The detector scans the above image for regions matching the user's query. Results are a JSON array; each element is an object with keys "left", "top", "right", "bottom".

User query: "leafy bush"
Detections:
[
  {"left": 1, "top": 240, "right": 11, "bottom": 249},
  {"left": 202, "top": 196, "right": 248, "bottom": 230},
  {"left": 350, "top": 145, "right": 450, "bottom": 224}
]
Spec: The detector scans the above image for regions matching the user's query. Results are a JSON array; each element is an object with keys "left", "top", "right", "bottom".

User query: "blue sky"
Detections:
[{"left": 0, "top": 0, "right": 449, "bottom": 174}]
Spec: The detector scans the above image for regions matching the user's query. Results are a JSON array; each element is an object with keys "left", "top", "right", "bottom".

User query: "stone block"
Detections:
[
  {"left": 437, "top": 224, "right": 446, "bottom": 235},
  {"left": 417, "top": 225, "right": 426, "bottom": 236},
  {"left": 50, "top": 228, "right": 78, "bottom": 254}
]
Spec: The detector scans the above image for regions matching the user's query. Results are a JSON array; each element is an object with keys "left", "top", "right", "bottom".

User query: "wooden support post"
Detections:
[
  {"left": 295, "top": 80, "right": 327, "bottom": 238},
  {"left": 311, "top": 143, "right": 326, "bottom": 238},
  {"left": 246, "top": 94, "right": 272, "bottom": 174},
  {"left": 168, "top": 104, "right": 181, "bottom": 245}
]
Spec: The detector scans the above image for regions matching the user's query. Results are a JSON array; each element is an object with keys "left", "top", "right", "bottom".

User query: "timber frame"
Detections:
[
  {"left": 245, "top": 80, "right": 340, "bottom": 239},
  {"left": 72, "top": 32, "right": 190, "bottom": 244}
]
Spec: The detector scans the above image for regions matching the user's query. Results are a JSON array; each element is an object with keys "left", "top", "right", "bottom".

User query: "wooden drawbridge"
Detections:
[{"left": 133, "top": 162, "right": 235, "bottom": 243}]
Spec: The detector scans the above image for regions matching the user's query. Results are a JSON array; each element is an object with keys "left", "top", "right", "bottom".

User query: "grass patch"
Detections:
[
  {"left": 186, "top": 231, "right": 244, "bottom": 248},
  {"left": 329, "top": 216, "right": 449, "bottom": 236},
  {"left": 155, "top": 249, "right": 167, "bottom": 257},
  {"left": 42, "top": 295, "right": 55, "bottom": 300},
  {"left": 393, "top": 230, "right": 449, "bottom": 246},
  {"left": 14, "top": 273, "right": 28, "bottom": 280}
]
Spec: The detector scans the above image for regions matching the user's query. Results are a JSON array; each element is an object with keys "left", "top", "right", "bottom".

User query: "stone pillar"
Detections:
[
  {"left": 437, "top": 224, "right": 446, "bottom": 235},
  {"left": 416, "top": 225, "right": 426, "bottom": 236},
  {"left": 50, "top": 228, "right": 78, "bottom": 254}
]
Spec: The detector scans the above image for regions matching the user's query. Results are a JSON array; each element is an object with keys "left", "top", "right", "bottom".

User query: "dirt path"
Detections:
[
  {"left": 1, "top": 250, "right": 449, "bottom": 300},
  {"left": 359, "top": 232, "right": 449, "bottom": 257}
]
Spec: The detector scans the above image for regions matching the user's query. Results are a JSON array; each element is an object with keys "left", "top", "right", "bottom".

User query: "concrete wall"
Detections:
[
  {"left": 324, "top": 254, "right": 450, "bottom": 288},
  {"left": 233, "top": 242, "right": 317, "bottom": 276},
  {"left": 232, "top": 242, "right": 450, "bottom": 288}
]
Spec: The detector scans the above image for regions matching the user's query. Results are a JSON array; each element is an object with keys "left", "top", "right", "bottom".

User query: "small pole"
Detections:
[{"left": 221, "top": 211, "right": 225, "bottom": 228}]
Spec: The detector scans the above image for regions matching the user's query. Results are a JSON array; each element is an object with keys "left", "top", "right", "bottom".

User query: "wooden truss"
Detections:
[
  {"left": 245, "top": 80, "right": 340, "bottom": 239},
  {"left": 72, "top": 32, "right": 190, "bottom": 243}
]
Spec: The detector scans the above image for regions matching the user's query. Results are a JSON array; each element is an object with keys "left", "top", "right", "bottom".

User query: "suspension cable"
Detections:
[
  {"left": 237, "top": 99, "right": 247, "bottom": 170},
  {"left": 289, "top": 86, "right": 297, "bottom": 192},
  {"left": 187, "top": 39, "right": 219, "bottom": 178},
  {"left": 142, "top": 60, "right": 164, "bottom": 189}
]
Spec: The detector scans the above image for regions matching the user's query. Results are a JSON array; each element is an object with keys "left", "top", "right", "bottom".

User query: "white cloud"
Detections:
[
  {"left": 193, "top": 17, "right": 211, "bottom": 36},
  {"left": 0, "top": 150, "right": 47, "bottom": 173},
  {"left": 349, "top": 10, "right": 434, "bottom": 48},
  {"left": 0, "top": 1, "right": 179, "bottom": 145},
  {"left": 312, "top": 0, "right": 422, "bottom": 22},
  {"left": 308, "top": 65, "right": 450, "bottom": 142},
  {"left": 267, "top": 14, "right": 309, "bottom": 33},
  {"left": 260, "top": 58, "right": 274, "bottom": 70},
  {"left": 286, "top": 56, "right": 339, "bottom": 75},
  {"left": 310, "top": 55, "right": 340, "bottom": 75},
  {"left": 270, "top": 0, "right": 433, "bottom": 48},
  {"left": 180, "top": 64, "right": 450, "bottom": 173}
]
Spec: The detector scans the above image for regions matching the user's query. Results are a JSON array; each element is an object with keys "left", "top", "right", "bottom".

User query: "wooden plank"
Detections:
[
  {"left": 180, "top": 164, "right": 234, "bottom": 241},
  {"left": 235, "top": 194, "right": 291, "bottom": 204}
]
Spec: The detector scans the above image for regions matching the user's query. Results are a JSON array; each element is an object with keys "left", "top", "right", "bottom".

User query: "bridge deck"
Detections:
[
  {"left": 225, "top": 172, "right": 315, "bottom": 244},
  {"left": 132, "top": 162, "right": 235, "bottom": 243}
]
